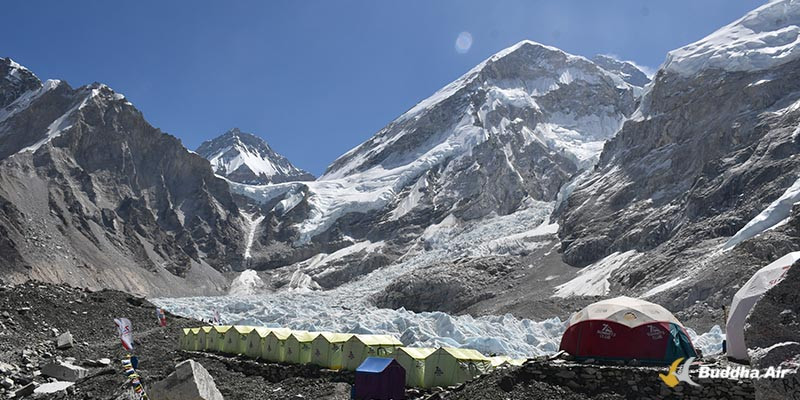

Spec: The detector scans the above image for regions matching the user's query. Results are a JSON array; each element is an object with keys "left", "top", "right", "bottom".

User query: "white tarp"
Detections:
[{"left": 726, "top": 251, "right": 800, "bottom": 361}]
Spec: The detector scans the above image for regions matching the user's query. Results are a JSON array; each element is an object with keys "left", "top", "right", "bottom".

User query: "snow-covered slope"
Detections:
[
  {"left": 196, "top": 128, "right": 314, "bottom": 185},
  {"left": 234, "top": 41, "right": 645, "bottom": 278},
  {"left": 664, "top": 0, "right": 800, "bottom": 76}
]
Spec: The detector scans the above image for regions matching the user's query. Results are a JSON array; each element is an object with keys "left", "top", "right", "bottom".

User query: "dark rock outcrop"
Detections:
[{"left": 0, "top": 58, "right": 245, "bottom": 296}]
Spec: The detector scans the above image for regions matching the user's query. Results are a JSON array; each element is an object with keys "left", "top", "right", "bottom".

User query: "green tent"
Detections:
[
  {"left": 209, "top": 326, "right": 232, "bottom": 353},
  {"left": 285, "top": 331, "right": 320, "bottom": 365},
  {"left": 342, "top": 334, "right": 403, "bottom": 371},
  {"left": 184, "top": 327, "right": 201, "bottom": 351},
  {"left": 222, "top": 325, "right": 254, "bottom": 355},
  {"left": 263, "top": 329, "right": 294, "bottom": 362},
  {"left": 310, "top": 332, "right": 353, "bottom": 370},
  {"left": 422, "top": 347, "right": 492, "bottom": 388},
  {"left": 197, "top": 326, "right": 213, "bottom": 351},
  {"left": 179, "top": 328, "right": 191, "bottom": 350},
  {"left": 394, "top": 347, "right": 435, "bottom": 387},
  {"left": 244, "top": 327, "right": 272, "bottom": 359}
]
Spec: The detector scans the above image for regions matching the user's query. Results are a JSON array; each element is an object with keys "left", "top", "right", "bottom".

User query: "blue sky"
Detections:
[{"left": 1, "top": 1, "right": 762, "bottom": 175}]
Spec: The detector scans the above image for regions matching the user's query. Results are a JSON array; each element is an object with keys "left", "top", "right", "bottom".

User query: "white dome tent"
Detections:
[{"left": 726, "top": 251, "right": 800, "bottom": 362}]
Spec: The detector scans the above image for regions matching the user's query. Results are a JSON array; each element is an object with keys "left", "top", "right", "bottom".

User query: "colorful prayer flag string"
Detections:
[{"left": 121, "top": 354, "right": 149, "bottom": 400}]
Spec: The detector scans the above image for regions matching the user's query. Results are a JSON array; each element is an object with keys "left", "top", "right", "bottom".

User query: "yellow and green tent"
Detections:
[
  {"left": 285, "top": 331, "right": 320, "bottom": 365},
  {"left": 244, "top": 327, "right": 272, "bottom": 359},
  {"left": 422, "top": 347, "right": 492, "bottom": 388},
  {"left": 197, "top": 326, "right": 213, "bottom": 351},
  {"left": 394, "top": 347, "right": 435, "bottom": 387},
  {"left": 263, "top": 329, "right": 294, "bottom": 362},
  {"left": 222, "top": 325, "right": 254, "bottom": 355},
  {"left": 184, "top": 327, "right": 201, "bottom": 351},
  {"left": 342, "top": 334, "right": 403, "bottom": 371},
  {"left": 310, "top": 332, "right": 353, "bottom": 370},
  {"left": 209, "top": 326, "right": 232, "bottom": 353}
]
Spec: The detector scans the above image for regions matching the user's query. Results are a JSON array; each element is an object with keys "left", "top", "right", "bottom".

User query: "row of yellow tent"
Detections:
[{"left": 180, "top": 325, "right": 525, "bottom": 388}]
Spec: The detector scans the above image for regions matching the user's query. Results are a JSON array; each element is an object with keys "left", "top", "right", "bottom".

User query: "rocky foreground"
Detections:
[{"left": 0, "top": 280, "right": 784, "bottom": 399}]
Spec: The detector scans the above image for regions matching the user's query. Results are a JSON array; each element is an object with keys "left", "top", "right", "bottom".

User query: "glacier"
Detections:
[{"left": 154, "top": 203, "right": 724, "bottom": 359}]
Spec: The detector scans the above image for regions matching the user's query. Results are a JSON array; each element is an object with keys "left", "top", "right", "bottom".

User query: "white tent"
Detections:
[{"left": 726, "top": 251, "right": 800, "bottom": 361}]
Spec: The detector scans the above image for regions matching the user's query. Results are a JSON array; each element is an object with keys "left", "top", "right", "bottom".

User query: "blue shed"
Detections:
[{"left": 354, "top": 357, "right": 406, "bottom": 400}]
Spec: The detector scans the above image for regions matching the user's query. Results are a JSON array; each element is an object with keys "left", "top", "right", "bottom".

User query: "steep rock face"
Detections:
[
  {"left": 556, "top": 0, "right": 800, "bottom": 322},
  {"left": 196, "top": 128, "right": 314, "bottom": 185},
  {"left": 0, "top": 58, "right": 245, "bottom": 296},
  {"left": 560, "top": 58, "right": 800, "bottom": 267},
  {"left": 236, "top": 41, "right": 644, "bottom": 279}
]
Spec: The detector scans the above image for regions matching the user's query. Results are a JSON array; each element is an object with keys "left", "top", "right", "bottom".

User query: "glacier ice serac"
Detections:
[{"left": 153, "top": 291, "right": 723, "bottom": 359}]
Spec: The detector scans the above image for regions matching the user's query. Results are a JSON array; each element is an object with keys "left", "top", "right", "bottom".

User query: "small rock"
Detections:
[
  {"left": 1, "top": 377, "right": 13, "bottom": 389},
  {"left": 12, "top": 383, "right": 35, "bottom": 398},
  {"left": 56, "top": 332, "right": 73, "bottom": 350}
]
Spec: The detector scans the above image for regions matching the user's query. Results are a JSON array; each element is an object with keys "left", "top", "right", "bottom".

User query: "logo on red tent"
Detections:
[
  {"left": 596, "top": 323, "right": 616, "bottom": 340},
  {"left": 646, "top": 325, "right": 664, "bottom": 340}
]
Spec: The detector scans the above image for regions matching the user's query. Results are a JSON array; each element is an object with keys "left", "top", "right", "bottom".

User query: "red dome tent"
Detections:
[{"left": 559, "top": 296, "right": 697, "bottom": 364}]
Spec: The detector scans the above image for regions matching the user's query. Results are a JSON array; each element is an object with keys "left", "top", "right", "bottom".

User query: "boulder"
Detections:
[
  {"left": 40, "top": 361, "right": 87, "bottom": 382},
  {"left": 56, "top": 332, "right": 73, "bottom": 350},
  {"left": 12, "top": 383, "right": 35, "bottom": 398},
  {"left": 149, "top": 360, "right": 223, "bottom": 400}
]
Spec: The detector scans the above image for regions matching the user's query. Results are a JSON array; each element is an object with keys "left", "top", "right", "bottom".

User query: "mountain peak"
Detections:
[
  {"left": 1, "top": 57, "right": 42, "bottom": 109},
  {"left": 196, "top": 129, "right": 314, "bottom": 185}
]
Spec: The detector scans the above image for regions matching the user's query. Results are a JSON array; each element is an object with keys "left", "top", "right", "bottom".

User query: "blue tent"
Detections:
[{"left": 355, "top": 357, "right": 405, "bottom": 400}]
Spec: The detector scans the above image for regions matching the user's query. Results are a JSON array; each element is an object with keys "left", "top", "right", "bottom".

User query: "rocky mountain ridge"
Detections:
[{"left": 0, "top": 58, "right": 245, "bottom": 296}]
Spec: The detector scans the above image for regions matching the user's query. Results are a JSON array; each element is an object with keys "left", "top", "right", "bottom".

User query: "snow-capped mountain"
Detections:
[
  {"left": 232, "top": 40, "right": 647, "bottom": 288},
  {"left": 558, "top": 0, "right": 800, "bottom": 326},
  {"left": 591, "top": 55, "right": 651, "bottom": 87},
  {"left": 196, "top": 128, "right": 314, "bottom": 185},
  {"left": 0, "top": 57, "right": 245, "bottom": 296}
]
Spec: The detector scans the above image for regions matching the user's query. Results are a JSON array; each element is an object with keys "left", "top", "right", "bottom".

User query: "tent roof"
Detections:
[
  {"left": 248, "top": 327, "right": 271, "bottom": 337},
  {"left": 201, "top": 326, "right": 213, "bottom": 333},
  {"left": 568, "top": 296, "right": 682, "bottom": 328},
  {"left": 356, "top": 357, "right": 398, "bottom": 373},
  {"left": 349, "top": 334, "right": 402, "bottom": 346},
  {"left": 731, "top": 251, "right": 800, "bottom": 307},
  {"left": 397, "top": 347, "right": 436, "bottom": 360},
  {"left": 290, "top": 331, "right": 320, "bottom": 342},
  {"left": 316, "top": 332, "right": 353, "bottom": 343},
  {"left": 213, "top": 325, "right": 232, "bottom": 334},
  {"left": 190, "top": 328, "right": 201, "bottom": 334},
  {"left": 267, "top": 330, "right": 293, "bottom": 340},
  {"left": 436, "top": 347, "right": 489, "bottom": 361},
  {"left": 231, "top": 325, "right": 255, "bottom": 335},
  {"left": 182, "top": 328, "right": 191, "bottom": 335}
]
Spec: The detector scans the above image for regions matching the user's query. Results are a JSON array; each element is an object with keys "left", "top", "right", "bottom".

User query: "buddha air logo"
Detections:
[
  {"left": 660, "top": 357, "right": 792, "bottom": 388},
  {"left": 596, "top": 323, "right": 616, "bottom": 340},
  {"left": 660, "top": 357, "right": 700, "bottom": 387}
]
